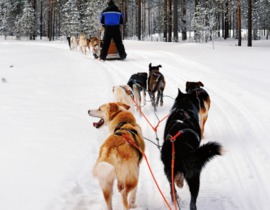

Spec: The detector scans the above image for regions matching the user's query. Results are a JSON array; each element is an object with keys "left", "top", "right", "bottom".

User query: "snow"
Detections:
[{"left": 1, "top": 37, "right": 270, "bottom": 210}]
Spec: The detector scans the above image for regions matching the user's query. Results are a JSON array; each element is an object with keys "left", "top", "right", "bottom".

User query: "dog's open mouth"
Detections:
[{"left": 93, "top": 118, "right": 104, "bottom": 128}]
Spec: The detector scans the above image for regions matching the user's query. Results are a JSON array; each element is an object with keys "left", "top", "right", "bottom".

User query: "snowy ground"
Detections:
[{"left": 1, "top": 37, "right": 270, "bottom": 210}]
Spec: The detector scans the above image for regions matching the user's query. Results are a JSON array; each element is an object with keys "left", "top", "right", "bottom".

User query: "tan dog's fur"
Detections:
[
  {"left": 88, "top": 36, "right": 100, "bottom": 51},
  {"left": 112, "top": 85, "right": 134, "bottom": 113},
  {"left": 88, "top": 102, "right": 145, "bottom": 210},
  {"left": 79, "top": 34, "right": 88, "bottom": 54},
  {"left": 186, "top": 81, "right": 211, "bottom": 137},
  {"left": 70, "top": 35, "right": 78, "bottom": 50}
]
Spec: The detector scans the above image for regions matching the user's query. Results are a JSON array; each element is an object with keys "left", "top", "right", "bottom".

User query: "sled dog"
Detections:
[
  {"left": 88, "top": 102, "right": 145, "bottom": 210},
  {"left": 161, "top": 88, "right": 222, "bottom": 210},
  {"left": 79, "top": 34, "right": 88, "bottom": 54},
  {"left": 70, "top": 35, "right": 78, "bottom": 50},
  {"left": 112, "top": 85, "right": 134, "bottom": 113},
  {"left": 127, "top": 72, "right": 148, "bottom": 111},
  {"left": 186, "top": 81, "right": 211, "bottom": 137},
  {"left": 89, "top": 36, "right": 101, "bottom": 59},
  {"left": 148, "top": 63, "right": 166, "bottom": 111}
]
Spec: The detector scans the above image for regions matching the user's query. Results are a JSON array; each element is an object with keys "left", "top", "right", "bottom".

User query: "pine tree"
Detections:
[
  {"left": 82, "top": 0, "right": 105, "bottom": 37},
  {"left": 61, "top": 0, "right": 80, "bottom": 36},
  {"left": 16, "top": 0, "right": 35, "bottom": 38},
  {"left": 0, "top": 0, "right": 23, "bottom": 38},
  {"left": 191, "top": 1, "right": 219, "bottom": 43},
  {"left": 181, "top": 0, "right": 187, "bottom": 41}
]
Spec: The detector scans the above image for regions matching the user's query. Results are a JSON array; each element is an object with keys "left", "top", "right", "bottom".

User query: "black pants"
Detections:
[{"left": 100, "top": 26, "right": 126, "bottom": 59}]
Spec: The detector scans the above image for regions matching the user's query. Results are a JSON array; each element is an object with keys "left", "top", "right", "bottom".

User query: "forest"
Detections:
[{"left": 0, "top": 0, "right": 269, "bottom": 46}]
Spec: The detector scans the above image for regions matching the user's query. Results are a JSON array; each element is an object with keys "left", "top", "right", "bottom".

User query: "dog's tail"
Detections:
[{"left": 193, "top": 142, "right": 223, "bottom": 170}]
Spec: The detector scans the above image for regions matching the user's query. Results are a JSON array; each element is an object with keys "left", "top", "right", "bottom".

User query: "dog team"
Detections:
[
  {"left": 88, "top": 63, "right": 223, "bottom": 210},
  {"left": 68, "top": 34, "right": 101, "bottom": 58}
]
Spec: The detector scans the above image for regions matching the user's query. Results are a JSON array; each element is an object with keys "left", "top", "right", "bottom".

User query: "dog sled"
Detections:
[{"left": 90, "top": 27, "right": 120, "bottom": 60}]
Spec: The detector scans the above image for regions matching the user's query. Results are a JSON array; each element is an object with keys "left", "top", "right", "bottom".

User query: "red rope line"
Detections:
[
  {"left": 121, "top": 133, "right": 172, "bottom": 210},
  {"left": 131, "top": 97, "right": 169, "bottom": 132},
  {"left": 170, "top": 131, "right": 182, "bottom": 210},
  {"left": 154, "top": 114, "right": 170, "bottom": 131},
  {"left": 171, "top": 142, "right": 178, "bottom": 210}
]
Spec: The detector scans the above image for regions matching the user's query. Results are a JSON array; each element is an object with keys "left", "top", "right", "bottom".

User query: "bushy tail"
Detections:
[{"left": 194, "top": 142, "right": 223, "bottom": 170}]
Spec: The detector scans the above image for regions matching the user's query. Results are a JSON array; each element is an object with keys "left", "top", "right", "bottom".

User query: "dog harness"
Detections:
[
  {"left": 119, "top": 86, "right": 134, "bottom": 99},
  {"left": 114, "top": 121, "right": 142, "bottom": 161},
  {"left": 151, "top": 71, "right": 161, "bottom": 82},
  {"left": 166, "top": 109, "right": 200, "bottom": 149},
  {"left": 165, "top": 109, "right": 200, "bottom": 210},
  {"left": 128, "top": 78, "right": 145, "bottom": 90}
]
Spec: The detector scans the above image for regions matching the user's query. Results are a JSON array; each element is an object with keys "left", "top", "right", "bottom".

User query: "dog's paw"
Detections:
[
  {"left": 129, "top": 203, "right": 137, "bottom": 209},
  {"left": 175, "top": 173, "right": 184, "bottom": 188}
]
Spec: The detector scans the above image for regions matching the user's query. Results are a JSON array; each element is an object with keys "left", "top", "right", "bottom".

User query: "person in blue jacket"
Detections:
[{"left": 100, "top": 0, "right": 127, "bottom": 60}]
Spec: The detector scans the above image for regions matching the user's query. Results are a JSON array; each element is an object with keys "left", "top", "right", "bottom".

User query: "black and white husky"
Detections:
[
  {"left": 161, "top": 88, "right": 223, "bottom": 210},
  {"left": 127, "top": 72, "right": 148, "bottom": 109}
]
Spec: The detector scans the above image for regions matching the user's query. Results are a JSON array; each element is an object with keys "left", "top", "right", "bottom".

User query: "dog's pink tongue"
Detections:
[{"left": 93, "top": 119, "right": 104, "bottom": 128}]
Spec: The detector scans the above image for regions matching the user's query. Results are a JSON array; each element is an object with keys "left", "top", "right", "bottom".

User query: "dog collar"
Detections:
[{"left": 114, "top": 121, "right": 127, "bottom": 133}]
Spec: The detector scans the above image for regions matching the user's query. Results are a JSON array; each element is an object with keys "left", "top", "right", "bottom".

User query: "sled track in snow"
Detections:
[{"left": 55, "top": 44, "right": 270, "bottom": 210}]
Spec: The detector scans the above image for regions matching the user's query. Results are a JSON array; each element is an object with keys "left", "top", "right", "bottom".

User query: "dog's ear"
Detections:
[
  {"left": 109, "top": 102, "right": 119, "bottom": 113},
  {"left": 176, "top": 88, "right": 184, "bottom": 102},
  {"left": 117, "top": 102, "right": 130, "bottom": 111},
  {"left": 177, "top": 88, "right": 184, "bottom": 97},
  {"left": 149, "top": 63, "right": 152, "bottom": 69},
  {"left": 185, "top": 81, "right": 190, "bottom": 92},
  {"left": 198, "top": 81, "right": 204, "bottom": 87},
  {"left": 158, "top": 65, "right": 162, "bottom": 68}
]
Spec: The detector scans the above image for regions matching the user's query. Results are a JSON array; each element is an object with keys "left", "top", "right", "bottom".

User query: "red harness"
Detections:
[{"left": 169, "top": 131, "right": 183, "bottom": 210}]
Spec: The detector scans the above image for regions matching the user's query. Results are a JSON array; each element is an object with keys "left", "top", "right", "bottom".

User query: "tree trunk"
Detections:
[
  {"left": 120, "top": 0, "right": 127, "bottom": 39},
  {"left": 137, "top": 0, "right": 141, "bottom": 40},
  {"left": 181, "top": 0, "right": 187, "bottom": 41},
  {"left": 148, "top": 2, "right": 151, "bottom": 37},
  {"left": 52, "top": 0, "right": 56, "bottom": 40},
  {"left": 194, "top": 0, "right": 200, "bottom": 41},
  {"left": 168, "top": 0, "right": 172, "bottom": 42},
  {"left": 205, "top": 0, "right": 209, "bottom": 42},
  {"left": 248, "top": 0, "right": 252, "bottom": 46},
  {"left": 31, "top": 0, "right": 36, "bottom": 40},
  {"left": 142, "top": 1, "right": 145, "bottom": 40},
  {"left": 164, "top": 0, "right": 168, "bottom": 42},
  {"left": 173, "top": 0, "right": 178, "bottom": 42},
  {"left": 40, "top": 0, "right": 43, "bottom": 40},
  {"left": 224, "top": 0, "right": 229, "bottom": 39},
  {"left": 237, "top": 0, "right": 241, "bottom": 46},
  {"left": 48, "top": 0, "right": 52, "bottom": 41}
]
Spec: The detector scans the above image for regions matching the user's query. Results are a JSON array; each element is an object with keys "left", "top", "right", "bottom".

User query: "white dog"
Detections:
[
  {"left": 70, "top": 35, "right": 78, "bottom": 50},
  {"left": 112, "top": 85, "right": 134, "bottom": 113}
]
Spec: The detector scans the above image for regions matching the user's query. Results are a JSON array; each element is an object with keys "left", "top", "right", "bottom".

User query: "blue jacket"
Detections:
[{"left": 100, "top": 4, "right": 123, "bottom": 26}]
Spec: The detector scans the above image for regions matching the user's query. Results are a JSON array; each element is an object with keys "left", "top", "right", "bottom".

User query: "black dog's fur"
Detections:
[
  {"left": 148, "top": 63, "right": 166, "bottom": 110},
  {"left": 127, "top": 72, "right": 148, "bottom": 107},
  {"left": 186, "top": 81, "right": 210, "bottom": 112},
  {"left": 186, "top": 81, "right": 211, "bottom": 137},
  {"left": 127, "top": 72, "right": 148, "bottom": 91},
  {"left": 161, "top": 88, "right": 222, "bottom": 210}
]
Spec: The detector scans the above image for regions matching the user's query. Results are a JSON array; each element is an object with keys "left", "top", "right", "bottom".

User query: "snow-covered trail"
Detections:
[{"left": 1, "top": 39, "right": 270, "bottom": 210}]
